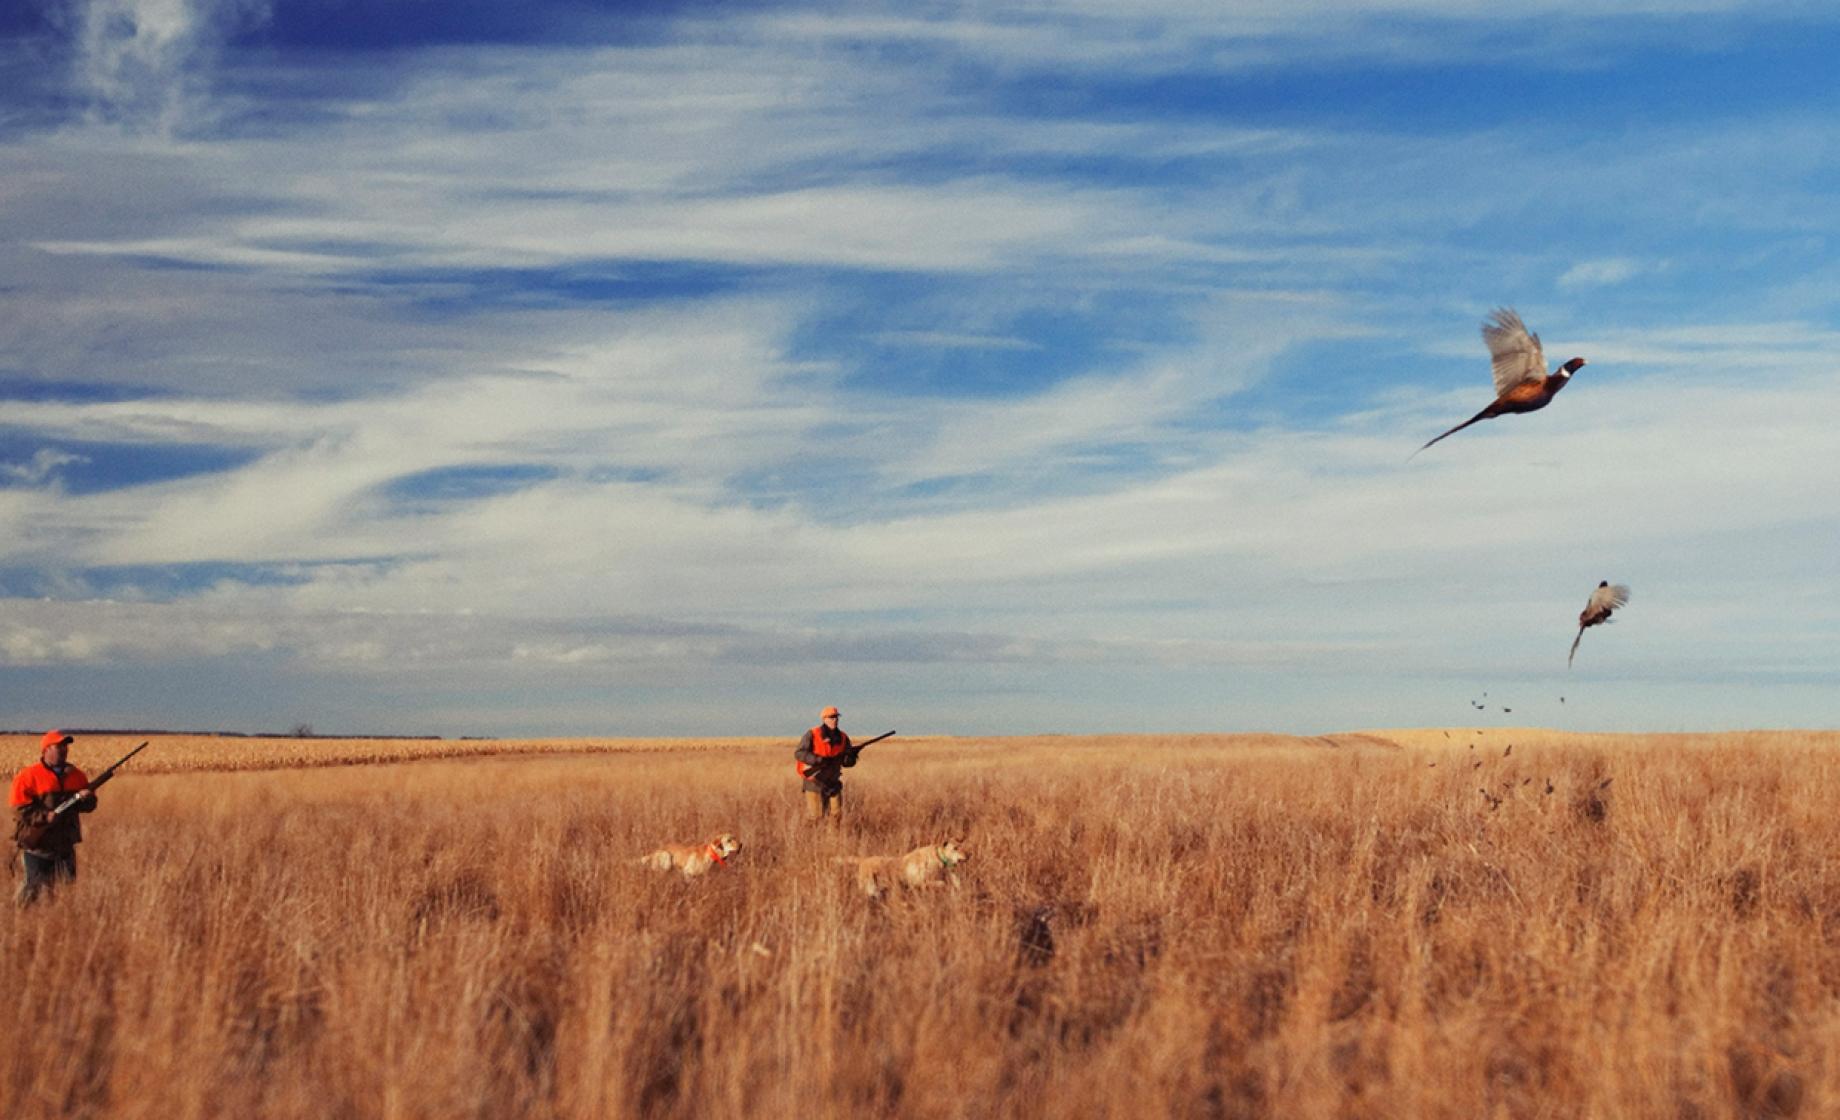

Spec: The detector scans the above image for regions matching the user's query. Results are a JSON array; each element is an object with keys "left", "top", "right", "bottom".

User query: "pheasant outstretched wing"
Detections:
[
  {"left": 1482, "top": 308, "right": 1547, "bottom": 395},
  {"left": 1588, "top": 583, "right": 1631, "bottom": 616}
]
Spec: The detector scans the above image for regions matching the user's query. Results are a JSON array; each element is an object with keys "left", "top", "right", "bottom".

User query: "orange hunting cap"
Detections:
[
  {"left": 41, "top": 729, "right": 73, "bottom": 750},
  {"left": 820, "top": 706, "right": 840, "bottom": 718}
]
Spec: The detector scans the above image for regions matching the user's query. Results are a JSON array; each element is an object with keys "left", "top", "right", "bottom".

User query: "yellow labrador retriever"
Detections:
[
  {"left": 837, "top": 840, "right": 968, "bottom": 898},
  {"left": 639, "top": 833, "right": 741, "bottom": 878}
]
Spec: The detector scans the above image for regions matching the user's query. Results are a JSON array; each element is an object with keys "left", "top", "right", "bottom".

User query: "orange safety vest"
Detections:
[
  {"left": 10, "top": 762, "right": 90, "bottom": 809},
  {"left": 795, "top": 725, "right": 852, "bottom": 779}
]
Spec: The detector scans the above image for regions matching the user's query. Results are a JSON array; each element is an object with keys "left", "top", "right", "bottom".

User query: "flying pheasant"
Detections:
[
  {"left": 1415, "top": 308, "right": 1586, "bottom": 455},
  {"left": 1568, "top": 581, "right": 1630, "bottom": 668}
]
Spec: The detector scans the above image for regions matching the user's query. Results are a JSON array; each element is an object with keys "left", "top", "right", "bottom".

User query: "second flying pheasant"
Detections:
[{"left": 1569, "top": 581, "right": 1631, "bottom": 668}]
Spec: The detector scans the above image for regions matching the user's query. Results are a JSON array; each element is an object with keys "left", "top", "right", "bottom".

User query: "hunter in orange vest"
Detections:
[
  {"left": 10, "top": 730, "right": 96, "bottom": 905},
  {"left": 794, "top": 706, "right": 857, "bottom": 824}
]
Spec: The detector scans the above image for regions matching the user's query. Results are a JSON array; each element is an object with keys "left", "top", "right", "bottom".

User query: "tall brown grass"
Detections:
[{"left": 5, "top": 730, "right": 1840, "bottom": 1118}]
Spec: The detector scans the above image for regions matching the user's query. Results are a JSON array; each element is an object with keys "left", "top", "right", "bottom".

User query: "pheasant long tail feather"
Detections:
[
  {"left": 1411, "top": 405, "right": 1494, "bottom": 458},
  {"left": 1568, "top": 626, "right": 1585, "bottom": 669}
]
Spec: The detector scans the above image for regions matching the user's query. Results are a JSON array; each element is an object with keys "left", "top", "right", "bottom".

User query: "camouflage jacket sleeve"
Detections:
[{"left": 794, "top": 729, "right": 821, "bottom": 767}]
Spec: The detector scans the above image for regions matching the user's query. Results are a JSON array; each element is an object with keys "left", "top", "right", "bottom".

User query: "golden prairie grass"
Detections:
[{"left": 5, "top": 730, "right": 1840, "bottom": 1119}]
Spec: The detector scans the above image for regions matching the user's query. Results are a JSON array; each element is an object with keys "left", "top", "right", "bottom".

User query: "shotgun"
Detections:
[{"left": 47, "top": 740, "right": 151, "bottom": 819}]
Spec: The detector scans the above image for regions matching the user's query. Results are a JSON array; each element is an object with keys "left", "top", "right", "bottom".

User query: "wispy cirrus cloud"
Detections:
[
  {"left": 64, "top": 0, "right": 270, "bottom": 131},
  {"left": 1, "top": 448, "right": 87, "bottom": 486},
  {"left": 1558, "top": 257, "right": 1650, "bottom": 289}
]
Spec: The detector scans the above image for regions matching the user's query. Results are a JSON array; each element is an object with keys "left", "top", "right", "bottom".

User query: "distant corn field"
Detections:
[
  {"left": 5, "top": 730, "right": 1840, "bottom": 1119},
  {"left": 0, "top": 732, "right": 789, "bottom": 773}
]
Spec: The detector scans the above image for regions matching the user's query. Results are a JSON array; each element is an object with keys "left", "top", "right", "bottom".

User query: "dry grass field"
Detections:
[{"left": 5, "top": 729, "right": 1840, "bottom": 1119}]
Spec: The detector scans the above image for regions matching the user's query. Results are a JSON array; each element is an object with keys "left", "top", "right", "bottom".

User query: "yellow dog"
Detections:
[
  {"left": 836, "top": 840, "right": 968, "bottom": 898},
  {"left": 638, "top": 833, "right": 741, "bottom": 878}
]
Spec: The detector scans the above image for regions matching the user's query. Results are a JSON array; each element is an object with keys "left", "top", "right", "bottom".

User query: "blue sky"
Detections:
[{"left": 4, "top": 0, "right": 1840, "bottom": 736}]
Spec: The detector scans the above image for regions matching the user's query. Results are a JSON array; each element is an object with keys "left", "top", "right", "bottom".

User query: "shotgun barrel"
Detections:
[{"left": 50, "top": 740, "right": 150, "bottom": 818}]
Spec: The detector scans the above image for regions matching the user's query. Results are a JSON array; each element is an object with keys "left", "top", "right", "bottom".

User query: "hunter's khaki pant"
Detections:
[{"left": 803, "top": 787, "right": 843, "bottom": 824}]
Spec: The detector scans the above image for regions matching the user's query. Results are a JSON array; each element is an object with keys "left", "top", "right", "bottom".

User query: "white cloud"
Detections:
[
  {"left": 754, "top": 1, "right": 1821, "bottom": 80},
  {"left": 69, "top": 0, "right": 270, "bottom": 132},
  {"left": 0, "top": 298, "right": 837, "bottom": 568},
  {"left": 1558, "top": 257, "right": 1647, "bottom": 289},
  {"left": 869, "top": 331, "right": 1043, "bottom": 351},
  {"left": 1, "top": 448, "right": 87, "bottom": 486},
  {"left": 887, "top": 293, "right": 1344, "bottom": 485}
]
